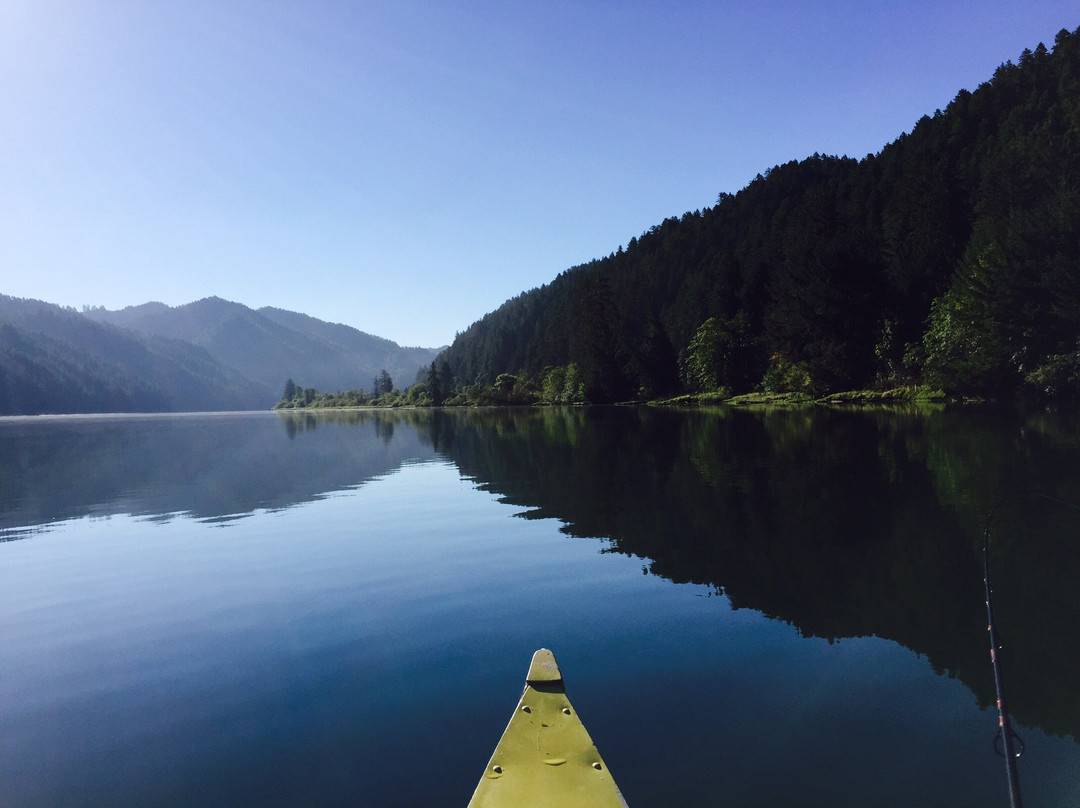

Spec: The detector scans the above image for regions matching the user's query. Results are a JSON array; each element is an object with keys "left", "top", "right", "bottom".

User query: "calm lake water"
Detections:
[{"left": 1, "top": 406, "right": 1079, "bottom": 807}]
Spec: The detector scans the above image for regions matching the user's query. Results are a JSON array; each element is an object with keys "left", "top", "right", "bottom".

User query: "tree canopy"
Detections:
[{"left": 437, "top": 27, "right": 1080, "bottom": 402}]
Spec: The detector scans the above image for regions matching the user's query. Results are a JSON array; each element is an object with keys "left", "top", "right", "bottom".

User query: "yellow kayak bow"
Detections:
[{"left": 466, "top": 648, "right": 628, "bottom": 808}]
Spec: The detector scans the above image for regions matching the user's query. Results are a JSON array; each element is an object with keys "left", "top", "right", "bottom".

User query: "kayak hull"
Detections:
[{"left": 466, "top": 649, "right": 627, "bottom": 808}]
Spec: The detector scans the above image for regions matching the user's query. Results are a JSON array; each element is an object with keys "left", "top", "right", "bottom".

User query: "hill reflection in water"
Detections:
[
  {"left": 0, "top": 411, "right": 436, "bottom": 536},
  {"left": 412, "top": 405, "right": 1080, "bottom": 743},
  {"left": 2, "top": 405, "right": 1078, "bottom": 745}
]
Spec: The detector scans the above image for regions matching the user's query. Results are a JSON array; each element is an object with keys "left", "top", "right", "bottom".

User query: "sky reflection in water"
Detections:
[{"left": 1, "top": 410, "right": 1079, "bottom": 807}]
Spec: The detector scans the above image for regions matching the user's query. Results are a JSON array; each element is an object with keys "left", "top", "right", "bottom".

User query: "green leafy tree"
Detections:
[
  {"left": 680, "top": 313, "right": 761, "bottom": 394},
  {"left": 921, "top": 244, "right": 1013, "bottom": 393},
  {"left": 1025, "top": 340, "right": 1080, "bottom": 397},
  {"left": 762, "top": 354, "right": 814, "bottom": 394},
  {"left": 562, "top": 364, "right": 585, "bottom": 402},
  {"left": 541, "top": 366, "right": 567, "bottom": 403},
  {"left": 539, "top": 364, "right": 586, "bottom": 404},
  {"left": 681, "top": 318, "right": 724, "bottom": 392}
]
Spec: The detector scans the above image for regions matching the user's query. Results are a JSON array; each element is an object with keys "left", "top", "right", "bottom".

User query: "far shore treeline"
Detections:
[{"left": 281, "top": 28, "right": 1080, "bottom": 410}]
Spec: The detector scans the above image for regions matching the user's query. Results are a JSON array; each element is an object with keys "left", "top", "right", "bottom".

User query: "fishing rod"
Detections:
[
  {"left": 981, "top": 490, "right": 1080, "bottom": 807},
  {"left": 982, "top": 503, "right": 1024, "bottom": 808}
]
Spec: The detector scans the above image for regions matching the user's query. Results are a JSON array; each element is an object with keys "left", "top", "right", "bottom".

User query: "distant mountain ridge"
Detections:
[
  {"left": 86, "top": 297, "right": 440, "bottom": 400},
  {"left": 0, "top": 295, "right": 439, "bottom": 414},
  {"left": 0, "top": 295, "right": 270, "bottom": 414}
]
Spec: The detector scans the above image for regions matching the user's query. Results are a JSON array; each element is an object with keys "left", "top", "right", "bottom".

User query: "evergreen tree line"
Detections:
[
  {"left": 437, "top": 28, "right": 1080, "bottom": 403},
  {"left": 275, "top": 361, "right": 458, "bottom": 409}
]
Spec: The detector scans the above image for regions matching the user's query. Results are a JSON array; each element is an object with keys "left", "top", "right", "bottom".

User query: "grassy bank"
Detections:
[{"left": 651, "top": 386, "right": 950, "bottom": 407}]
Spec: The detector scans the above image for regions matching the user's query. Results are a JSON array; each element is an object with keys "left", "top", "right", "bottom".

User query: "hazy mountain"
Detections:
[
  {"left": 257, "top": 306, "right": 442, "bottom": 388},
  {"left": 0, "top": 295, "right": 271, "bottom": 414},
  {"left": 85, "top": 297, "right": 441, "bottom": 399}
]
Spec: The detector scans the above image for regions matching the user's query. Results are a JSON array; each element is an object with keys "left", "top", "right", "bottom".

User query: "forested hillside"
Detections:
[
  {"left": 440, "top": 27, "right": 1080, "bottom": 402},
  {"left": 0, "top": 295, "right": 439, "bottom": 415},
  {"left": 86, "top": 298, "right": 439, "bottom": 399},
  {"left": 0, "top": 296, "right": 269, "bottom": 414}
]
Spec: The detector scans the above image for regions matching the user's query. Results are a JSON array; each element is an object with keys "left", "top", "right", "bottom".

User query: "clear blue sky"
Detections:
[{"left": 2, "top": 1, "right": 1076, "bottom": 348}]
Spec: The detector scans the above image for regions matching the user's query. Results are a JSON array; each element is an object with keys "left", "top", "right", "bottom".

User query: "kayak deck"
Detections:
[{"left": 466, "top": 648, "right": 628, "bottom": 808}]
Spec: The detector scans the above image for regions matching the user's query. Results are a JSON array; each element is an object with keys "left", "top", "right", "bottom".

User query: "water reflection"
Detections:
[
  {"left": 2, "top": 404, "right": 1078, "bottom": 748},
  {"left": 411, "top": 406, "right": 1080, "bottom": 744},
  {"left": 0, "top": 411, "right": 436, "bottom": 536}
]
